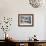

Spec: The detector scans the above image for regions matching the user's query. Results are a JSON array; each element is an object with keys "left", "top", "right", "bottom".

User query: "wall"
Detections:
[{"left": 0, "top": 0, "right": 46, "bottom": 40}]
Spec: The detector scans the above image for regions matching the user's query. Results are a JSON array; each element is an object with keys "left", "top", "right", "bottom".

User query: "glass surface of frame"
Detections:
[{"left": 18, "top": 14, "right": 34, "bottom": 27}]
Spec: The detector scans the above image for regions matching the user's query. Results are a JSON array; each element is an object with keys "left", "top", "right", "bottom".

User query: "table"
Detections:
[{"left": 5, "top": 39, "right": 46, "bottom": 46}]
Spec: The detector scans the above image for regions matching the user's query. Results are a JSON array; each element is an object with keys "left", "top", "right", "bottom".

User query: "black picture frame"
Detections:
[{"left": 18, "top": 14, "right": 34, "bottom": 27}]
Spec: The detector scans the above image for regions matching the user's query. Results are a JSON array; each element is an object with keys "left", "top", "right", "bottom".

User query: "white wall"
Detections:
[{"left": 0, "top": 0, "right": 46, "bottom": 40}]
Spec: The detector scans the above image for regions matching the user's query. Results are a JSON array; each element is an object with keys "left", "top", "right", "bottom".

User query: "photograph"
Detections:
[{"left": 18, "top": 14, "right": 34, "bottom": 27}]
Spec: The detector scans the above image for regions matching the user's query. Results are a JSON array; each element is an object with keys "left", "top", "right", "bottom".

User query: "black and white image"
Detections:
[{"left": 18, "top": 14, "right": 34, "bottom": 26}]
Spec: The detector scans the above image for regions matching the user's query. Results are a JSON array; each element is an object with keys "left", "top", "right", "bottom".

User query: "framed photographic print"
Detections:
[{"left": 18, "top": 14, "right": 34, "bottom": 27}]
